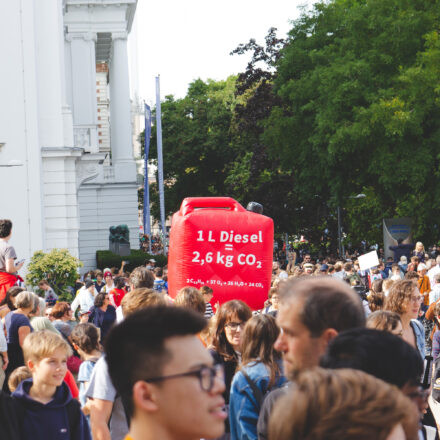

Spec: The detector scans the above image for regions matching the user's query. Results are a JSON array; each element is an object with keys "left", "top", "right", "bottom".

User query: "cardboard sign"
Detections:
[
  {"left": 358, "top": 250, "right": 379, "bottom": 271},
  {"left": 168, "top": 197, "right": 274, "bottom": 310}
]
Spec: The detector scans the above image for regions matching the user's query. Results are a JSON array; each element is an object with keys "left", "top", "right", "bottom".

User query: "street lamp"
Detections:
[{"left": 338, "top": 194, "right": 366, "bottom": 257}]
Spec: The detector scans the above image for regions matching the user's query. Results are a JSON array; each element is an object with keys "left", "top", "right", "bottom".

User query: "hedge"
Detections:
[{"left": 96, "top": 250, "right": 167, "bottom": 272}]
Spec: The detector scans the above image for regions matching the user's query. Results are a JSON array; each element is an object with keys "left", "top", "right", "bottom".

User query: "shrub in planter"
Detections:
[{"left": 26, "top": 249, "right": 83, "bottom": 302}]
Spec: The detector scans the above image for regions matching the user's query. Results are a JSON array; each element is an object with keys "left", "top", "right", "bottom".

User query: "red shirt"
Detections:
[
  {"left": 64, "top": 370, "right": 79, "bottom": 399},
  {"left": 109, "top": 288, "right": 126, "bottom": 308}
]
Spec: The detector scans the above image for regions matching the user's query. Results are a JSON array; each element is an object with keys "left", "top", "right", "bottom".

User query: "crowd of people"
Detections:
[
  {"left": 140, "top": 233, "right": 165, "bottom": 254},
  {"left": 0, "top": 217, "right": 440, "bottom": 439}
]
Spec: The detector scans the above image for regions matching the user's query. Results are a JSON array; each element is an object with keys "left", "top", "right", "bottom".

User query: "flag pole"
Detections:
[
  {"left": 143, "top": 102, "right": 152, "bottom": 254},
  {"left": 155, "top": 76, "right": 167, "bottom": 253}
]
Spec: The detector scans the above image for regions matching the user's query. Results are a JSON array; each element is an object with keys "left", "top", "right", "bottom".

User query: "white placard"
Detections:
[{"left": 358, "top": 250, "right": 379, "bottom": 271}]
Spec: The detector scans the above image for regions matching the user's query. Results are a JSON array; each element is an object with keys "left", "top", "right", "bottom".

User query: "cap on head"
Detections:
[{"left": 85, "top": 280, "right": 94, "bottom": 289}]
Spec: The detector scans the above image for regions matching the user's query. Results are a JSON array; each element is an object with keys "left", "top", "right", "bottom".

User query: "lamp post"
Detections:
[{"left": 337, "top": 193, "right": 366, "bottom": 258}]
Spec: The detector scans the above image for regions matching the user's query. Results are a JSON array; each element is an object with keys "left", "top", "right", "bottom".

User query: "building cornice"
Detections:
[{"left": 41, "top": 147, "right": 84, "bottom": 158}]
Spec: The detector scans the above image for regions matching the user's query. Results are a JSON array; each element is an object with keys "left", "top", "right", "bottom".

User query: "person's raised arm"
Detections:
[{"left": 5, "top": 258, "right": 24, "bottom": 274}]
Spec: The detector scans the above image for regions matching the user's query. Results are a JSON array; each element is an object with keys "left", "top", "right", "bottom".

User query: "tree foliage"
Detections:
[
  {"left": 142, "top": 77, "right": 237, "bottom": 220},
  {"left": 264, "top": 0, "right": 440, "bottom": 246},
  {"left": 26, "top": 249, "right": 82, "bottom": 301},
  {"left": 140, "top": 0, "right": 440, "bottom": 250}
]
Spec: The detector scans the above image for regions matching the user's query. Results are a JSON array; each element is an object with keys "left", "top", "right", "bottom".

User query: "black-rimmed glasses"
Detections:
[
  {"left": 225, "top": 322, "right": 244, "bottom": 331},
  {"left": 145, "top": 364, "right": 224, "bottom": 392}
]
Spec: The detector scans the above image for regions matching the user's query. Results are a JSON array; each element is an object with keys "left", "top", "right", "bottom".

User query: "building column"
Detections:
[
  {"left": 109, "top": 32, "right": 136, "bottom": 182},
  {"left": 34, "top": 0, "right": 65, "bottom": 147},
  {"left": 65, "top": 32, "right": 98, "bottom": 153}
]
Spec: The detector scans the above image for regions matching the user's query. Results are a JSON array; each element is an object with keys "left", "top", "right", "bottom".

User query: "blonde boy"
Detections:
[{"left": 11, "top": 330, "right": 91, "bottom": 440}]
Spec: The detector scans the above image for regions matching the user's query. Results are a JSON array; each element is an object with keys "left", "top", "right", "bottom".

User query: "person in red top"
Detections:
[
  {"left": 109, "top": 277, "right": 127, "bottom": 308},
  {"left": 0, "top": 220, "right": 24, "bottom": 303},
  {"left": 64, "top": 369, "right": 79, "bottom": 399}
]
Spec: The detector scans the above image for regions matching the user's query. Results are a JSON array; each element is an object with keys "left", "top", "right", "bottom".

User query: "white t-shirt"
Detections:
[{"left": 85, "top": 356, "right": 128, "bottom": 440}]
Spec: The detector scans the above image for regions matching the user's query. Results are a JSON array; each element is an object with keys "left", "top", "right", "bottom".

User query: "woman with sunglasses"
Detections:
[
  {"left": 210, "top": 300, "right": 252, "bottom": 439},
  {"left": 229, "top": 314, "right": 286, "bottom": 440},
  {"left": 385, "top": 279, "right": 425, "bottom": 360}
]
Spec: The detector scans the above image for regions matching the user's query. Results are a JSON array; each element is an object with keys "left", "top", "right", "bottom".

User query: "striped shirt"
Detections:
[{"left": 204, "top": 302, "right": 214, "bottom": 319}]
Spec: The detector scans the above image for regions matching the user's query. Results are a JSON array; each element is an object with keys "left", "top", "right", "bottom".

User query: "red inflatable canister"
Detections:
[{"left": 168, "top": 197, "right": 274, "bottom": 310}]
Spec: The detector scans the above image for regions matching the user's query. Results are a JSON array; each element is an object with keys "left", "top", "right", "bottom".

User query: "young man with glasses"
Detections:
[{"left": 105, "top": 306, "right": 226, "bottom": 440}]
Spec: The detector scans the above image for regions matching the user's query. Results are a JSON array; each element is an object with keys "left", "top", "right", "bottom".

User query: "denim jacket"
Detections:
[
  {"left": 229, "top": 360, "right": 286, "bottom": 440},
  {"left": 411, "top": 319, "right": 425, "bottom": 360}
]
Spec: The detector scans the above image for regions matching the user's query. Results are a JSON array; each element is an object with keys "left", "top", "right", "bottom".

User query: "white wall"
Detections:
[
  {"left": 0, "top": 0, "right": 45, "bottom": 268},
  {"left": 78, "top": 182, "right": 139, "bottom": 271}
]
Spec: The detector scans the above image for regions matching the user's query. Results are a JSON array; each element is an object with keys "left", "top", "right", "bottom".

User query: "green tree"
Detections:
[
  {"left": 141, "top": 77, "right": 238, "bottom": 219},
  {"left": 263, "top": 0, "right": 440, "bottom": 247},
  {"left": 26, "top": 249, "right": 83, "bottom": 301}
]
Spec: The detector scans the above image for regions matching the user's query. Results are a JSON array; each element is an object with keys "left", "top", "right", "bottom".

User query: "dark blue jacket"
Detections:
[
  {"left": 389, "top": 243, "right": 413, "bottom": 262},
  {"left": 12, "top": 378, "right": 91, "bottom": 440}
]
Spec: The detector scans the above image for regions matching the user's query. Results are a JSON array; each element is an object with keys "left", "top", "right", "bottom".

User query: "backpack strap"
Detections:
[{"left": 242, "top": 371, "right": 264, "bottom": 407}]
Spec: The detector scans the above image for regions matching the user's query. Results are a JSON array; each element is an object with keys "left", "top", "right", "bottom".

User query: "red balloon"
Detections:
[{"left": 168, "top": 197, "right": 274, "bottom": 310}]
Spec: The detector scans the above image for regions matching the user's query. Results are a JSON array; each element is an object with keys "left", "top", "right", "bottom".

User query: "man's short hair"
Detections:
[
  {"left": 105, "top": 306, "right": 207, "bottom": 418},
  {"left": 154, "top": 267, "right": 163, "bottom": 277},
  {"left": 38, "top": 280, "right": 49, "bottom": 287},
  {"left": 269, "top": 368, "right": 418, "bottom": 440},
  {"left": 279, "top": 277, "right": 365, "bottom": 337},
  {"left": 320, "top": 328, "right": 423, "bottom": 388},
  {"left": 129, "top": 266, "right": 154, "bottom": 289},
  {"left": 175, "top": 287, "right": 206, "bottom": 315},
  {"left": 199, "top": 285, "right": 213, "bottom": 296},
  {"left": 343, "top": 263, "right": 352, "bottom": 272},
  {"left": 121, "top": 288, "right": 168, "bottom": 316},
  {"left": 23, "top": 330, "right": 72, "bottom": 363},
  {"left": 0, "top": 220, "right": 12, "bottom": 238}
]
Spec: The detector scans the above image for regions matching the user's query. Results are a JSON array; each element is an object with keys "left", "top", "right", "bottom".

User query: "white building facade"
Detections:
[{"left": 0, "top": 0, "right": 140, "bottom": 272}]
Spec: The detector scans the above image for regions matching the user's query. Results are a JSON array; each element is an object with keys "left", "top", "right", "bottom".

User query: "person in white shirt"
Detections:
[
  {"left": 428, "top": 256, "right": 440, "bottom": 287},
  {"left": 430, "top": 274, "right": 440, "bottom": 305},
  {"left": 71, "top": 280, "right": 97, "bottom": 315}
]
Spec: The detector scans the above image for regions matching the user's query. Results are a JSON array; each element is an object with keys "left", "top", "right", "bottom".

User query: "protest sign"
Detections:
[{"left": 358, "top": 250, "right": 380, "bottom": 271}]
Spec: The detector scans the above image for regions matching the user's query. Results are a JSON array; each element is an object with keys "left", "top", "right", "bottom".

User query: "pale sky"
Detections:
[{"left": 135, "top": 0, "right": 308, "bottom": 102}]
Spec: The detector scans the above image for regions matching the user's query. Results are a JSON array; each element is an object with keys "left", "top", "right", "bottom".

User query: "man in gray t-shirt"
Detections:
[
  {"left": 86, "top": 356, "right": 128, "bottom": 440},
  {"left": 0, "top": 240, "right": 16, "bottom": 272}
]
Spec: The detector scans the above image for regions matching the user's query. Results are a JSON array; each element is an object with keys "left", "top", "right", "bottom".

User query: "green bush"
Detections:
[
  {"left": 26, "top": 249, "right": 83, "bottom": 302},
  {"left": 96, "top": 250, "right": 167, "bottom": 272}
]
